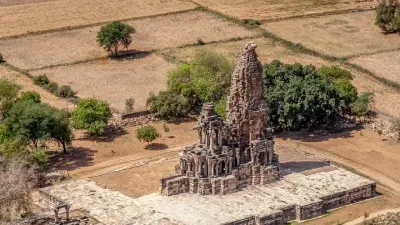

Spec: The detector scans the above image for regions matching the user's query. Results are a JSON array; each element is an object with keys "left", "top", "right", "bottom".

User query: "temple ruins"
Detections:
[
  {"left": 39, "top": 42, "right": 377, "bottom": 225},
  {"left": 160, "top": 42, "right": 280, "bottom": 196}
]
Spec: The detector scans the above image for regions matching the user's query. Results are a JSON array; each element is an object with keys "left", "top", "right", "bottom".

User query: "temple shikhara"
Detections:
[{"left": 160, "top": 42, "right": 280, "bottom": 196}]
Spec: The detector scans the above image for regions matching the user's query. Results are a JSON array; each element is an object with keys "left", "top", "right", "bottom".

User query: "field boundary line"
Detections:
[
  {"left": 0, "top": 8, "right": 196, "bottom": 41},
  {"left": 26, "top": 35, "right": 260, "bottom": 71},
  {"left": 343, "top": 47, "right": 400, "bottom": 60}
]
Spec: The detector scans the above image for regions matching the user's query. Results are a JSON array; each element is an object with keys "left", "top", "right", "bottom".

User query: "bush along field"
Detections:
[{"left": 147, "top": 51, "right": 373, "bottom": 131}]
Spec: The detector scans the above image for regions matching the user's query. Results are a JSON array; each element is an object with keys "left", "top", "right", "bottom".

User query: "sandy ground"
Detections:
[
  {"left": 350, "top": 50, "right": 400, "bottom": 84},
  {"left": 0, "top": 11, "right": 257, "bottom": 70},
  {"left": 0, "top": 0, "right": 196, "bottom": 39},
  {"left": 51, "top": 121, "right": 198, "bottom": 176},
  {"left": 191, "top": 0, "right": 375, "bottom": 21},
  {"left": 0, "top": 65, "right": 72, "bottom": 109},
  {"left": 0, "top": 0, "right": 55, "bottom": 7},
  {"left": 263, "top": 11, "right": 400, "bottom": 57},
  {"left": 31, "top": 54, "right": 175, "bottom": 112}
]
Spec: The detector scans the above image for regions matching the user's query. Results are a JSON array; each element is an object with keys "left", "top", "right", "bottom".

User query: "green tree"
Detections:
[
  {"left": 19, "top": 91, "right": 41, "bottom": 103},
  {"left": 3, "top": 101, "right": 71, "bottom": 149},
  {"left": 0, "top": 78, "right": 20, "bottom": 118},
  {"left": 97, "top": 21, "right": 136, "bottom": 56},
  {"left": 158, "top": 50, "right": 233, "bottom": 114},
  {"left": 71, "top": 98, "right": 112, "bottom": 136},
  {"left": 263, "top": 60, "right": 358, "bottom": 130},
  {"left": 147, "top": 91, "right": 189, "bottom": 120},
  {"left": 136, "top": 125, "right": 160, "bottom": 148}
]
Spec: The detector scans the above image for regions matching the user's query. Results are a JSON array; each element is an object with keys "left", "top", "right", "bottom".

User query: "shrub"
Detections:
[
  {"left": 352, "top": 92, "right": 374, "bottom": 117},
  {"left": 0, "top": 53, "right": 4, "bottom": 63},
  {"left": 375, "top": 0, "right": 400, "bottom": 33},
  {"left": 46, "top": 81, "right": 59, "bottom": 94},
  {"left": 31, "top": 148, "right": 49, "bottom": 169},
  {"left": 71, "top": 98, "right": 112, "bottom": 136},
  {"left": 19, "top": 91, "right": 41, "bottom": 103},
  {"left": 33, "top": 75, "right": 50, "bottom": 86},
  {"left": 147, "top": 91, "right": 190, "bottom": 120},
  {"left": 124, "top": 97, "right": 135, "bottom": 113},
  {"left": 162, "top": 123, "right": 170, "bottom": 132},
  {"left": 97, "top": 21, "right": 136, "bottom": 56},
  {"left": 196, "top": 38, "right": 205, "bottom": 45},
  {"left": 57, "top": 85, "right": 76, "bottom": 98},
  {"left": 317, "top": 65, "right": 353, "bottom": 81},
  {"left": 136, "top": 125, "right": 160, "bottom": 145},
  {"left": 214, "top": 97, "right": 227, "bottom": 120},
  {"left": 242, "top": 19, "right": 261, "bottom": 28},
  {"left": 0, "top": 78, "right": 21, "bottom": 117}
]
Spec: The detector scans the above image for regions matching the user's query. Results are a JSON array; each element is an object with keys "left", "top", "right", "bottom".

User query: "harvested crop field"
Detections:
[
  {"left": 192, "top": 0, "right": 375, "bottom": 21},
  {"left": 31, "top": 54, "right": 175, "bottom": 112},
  {"left": 263, "top": 11, "right": 400, "bottom": 57},
  {"left": 350, "top": 50, "right": 400, "bottom": 84},
  {"left": 0, "top": 11, "right": 257, "bottom": 70},
  {"left": 0, "top": 65, "right": 71, "bottom": 109},
  {"left": 0, "top": 0, "right": 196, "bottom": 39},
  {"left": 160, "top": 38, "right": 329, "bottom": 66}
]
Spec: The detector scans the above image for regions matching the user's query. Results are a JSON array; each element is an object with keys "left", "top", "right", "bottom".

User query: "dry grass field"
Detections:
[
  {"left": 31, "top": 54, "right": 175, "bottom": 112},
  {"left": 0, "top": 11, "right": 257, "bottom": 70},
  {"left": 0, "top": 0, "right": 196, "bottom": 39},
  {"left": 0, "top": 65, "right": 72, "bottom": 109},
  {"left": 191, "top": 0, "right": 375, "bottom": 21},
  {"left": 263, "top": 11, "right": 400, "bottom": 57},
  {"left": 350, "top": 50, "right": 400, "bottom": 84},
  {"left": 161, "top": 37, "right": 329, "bottom": 66}
]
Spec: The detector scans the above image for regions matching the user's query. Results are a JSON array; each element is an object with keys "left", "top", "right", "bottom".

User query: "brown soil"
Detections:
[
  {"left": 263, "top": 11, "right": 400, "bottom": 57},
  {"left": 31, "top": 54, "right": 175, "bottom": 112},
  {"left": 0, "top": 65, "right": 72, "bottom": 109},
  {"left": 192, "top": 0, "right": 375, "bottom": 21},
  {"left": 0, "top": 0, "right": 196, "bottom": 39},
  {"left": 0, "top": 0, "right": 55, "bottom": 7},
  {"left": 0, "top": 11, "right": 257, "bottom": 70},
  {"left": 52, "top": 121, "right": 198, "bottom": 177},
  {"left": 350, "top": 50, "right": 400, "bottom": 84}
]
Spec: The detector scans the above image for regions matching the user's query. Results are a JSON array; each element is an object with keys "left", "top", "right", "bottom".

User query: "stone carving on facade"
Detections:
[{"left": 160, "top": 42, "right": 280, "bottom": 196}]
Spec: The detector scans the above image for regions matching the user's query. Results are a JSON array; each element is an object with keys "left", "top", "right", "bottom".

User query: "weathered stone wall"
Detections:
[
  {"left": 39, "top": 189, "right": 66, "bottom": 208},
  {"left": 298, "top": 201, "right": 323, "bottom": 220},
  {"left": 160, "top": 175, "right": 189, "bottom": 196},
  {"left": 279, "top": 205, "right": 297, "bottom": 223},
  {"left": 367, "top": 112, "right": 399, "bottom": 141}
]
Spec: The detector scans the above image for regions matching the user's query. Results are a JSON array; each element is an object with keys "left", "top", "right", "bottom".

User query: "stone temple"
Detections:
[
  {"left": 39, "top": 42, "right": 377, "bottom": 225},
  {"left": 160, "top": 42, "right": 280, "bottom": 196}
]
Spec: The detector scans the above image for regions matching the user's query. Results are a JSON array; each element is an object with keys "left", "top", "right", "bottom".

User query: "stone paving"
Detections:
[{"left": 41, "top": 166, "right": 375, "bottom": 225}]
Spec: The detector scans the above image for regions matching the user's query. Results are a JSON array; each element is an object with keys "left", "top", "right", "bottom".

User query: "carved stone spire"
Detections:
[{"left": 227, "top": 42, "right": 268, "bottom": 146}]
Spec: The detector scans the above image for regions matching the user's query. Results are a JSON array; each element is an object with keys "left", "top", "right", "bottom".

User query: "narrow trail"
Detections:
[{"left": 343, "top": 207, "right": 400, "bottom": 225}]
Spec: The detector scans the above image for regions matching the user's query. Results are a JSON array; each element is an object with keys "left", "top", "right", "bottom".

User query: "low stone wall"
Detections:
[
  {"left": 160, "top": 175, "right": 189, "bottom": 196},
  {"left": 279, "top": 205, "right": 297, "bottom": 223},
  {"left": 119, "top": 111, "right": 159, "bottom": 127},
  {"left": 367, "top": 112, "right": 399, "bottom": 141}
]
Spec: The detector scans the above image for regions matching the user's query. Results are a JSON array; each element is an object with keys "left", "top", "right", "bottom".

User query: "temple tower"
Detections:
[{"left": 227, "top": 42, "right": 269, "bottom": 164}]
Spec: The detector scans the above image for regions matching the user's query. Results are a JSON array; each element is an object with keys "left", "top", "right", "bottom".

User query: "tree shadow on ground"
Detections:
[
  {"left": 280, "top": 160, "right": 330, "bottom": 175},
  {"left": 110, "top": 50, "right": 152, "bottom": 61},
  {"left": 48, "top": 147, "right": 97, "bottom": 171},
  {"left": 276, "top": 126, "right": 363, "bottom": 143},
  {"left": 167, "top": 117, "right": 197, "bottom": 125},
  {"left": 145, "top": 143, "right": 169, "bottom": 150},
  {"left": 76, "top": 128, "right": 128, "bottom": 143}
]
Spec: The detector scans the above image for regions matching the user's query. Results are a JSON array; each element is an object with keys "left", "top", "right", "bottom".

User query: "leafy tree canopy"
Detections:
[
  {"left": 136, "top": 125, "right": 160, "bottom": 144},
  {"left": 19, "top": 91, "right": 41, "bottom": 103},
  {"left": 147, "top": 90, "right": 190, "bottom": 120},
  {"left": 71, "top": 98, "right": 112, "bottom": 136},
  {"left": 97, "top": 21, "right": 135, "bottom": 56},
  {"left": 263, "top": 60, "right": 360, "bottom": 130},
  {"left": 0, "top": 78, "right": 20, "bottom": 118},
  {"left": 376, "top": 0, "right": 400, "bottom": 33}
]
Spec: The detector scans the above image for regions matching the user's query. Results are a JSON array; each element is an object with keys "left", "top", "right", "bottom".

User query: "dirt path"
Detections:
[
  {"left": 343, "top": 207, "right": 400, "bottom": 225},
  {"left": 276, "top": 140, "right": 400, "bottom": 196}
]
